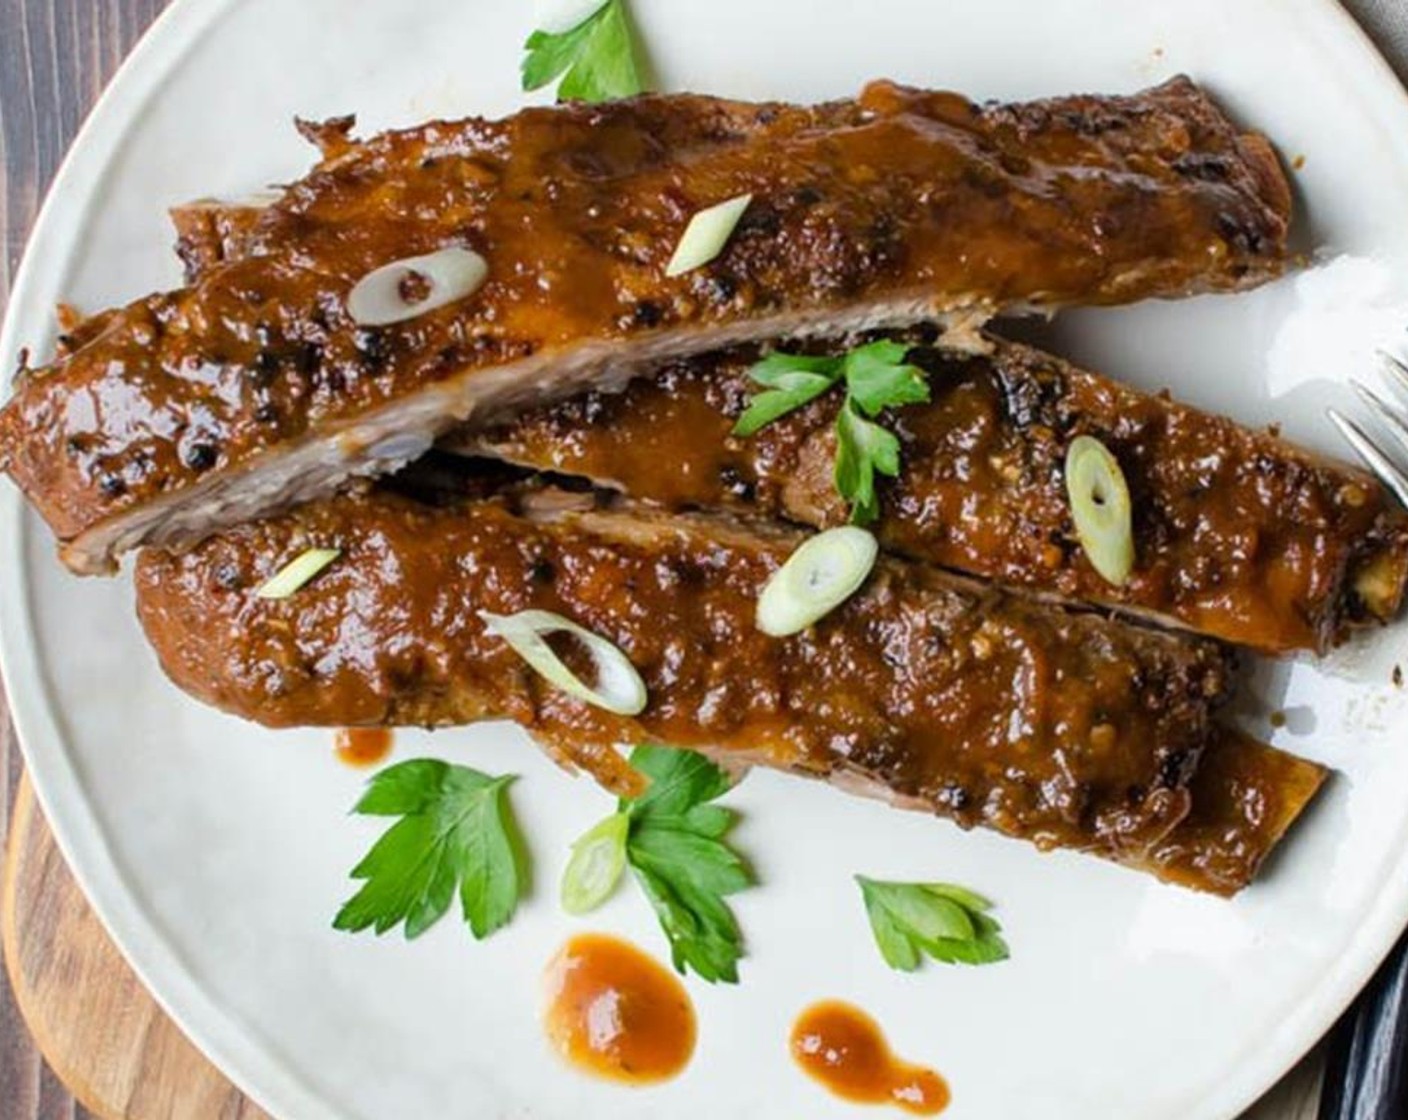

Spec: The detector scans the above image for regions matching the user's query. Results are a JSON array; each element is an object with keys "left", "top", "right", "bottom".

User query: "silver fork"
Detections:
[{"left": 1329, "top": 350, "right": 1408, "bottom": 507}]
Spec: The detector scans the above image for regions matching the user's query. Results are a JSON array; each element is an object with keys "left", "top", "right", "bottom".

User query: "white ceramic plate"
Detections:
[{"left": 5, "top": 1, "right": 1408, "bottom": 1117}]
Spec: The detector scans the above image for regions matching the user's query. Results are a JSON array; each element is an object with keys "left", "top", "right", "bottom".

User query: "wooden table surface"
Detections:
[
  {"left": 1, "top": 8, "right": 170, "bottom": 1117},
  {"left": 0, "top": 3, "right": 1401, "bottom": 1118}
]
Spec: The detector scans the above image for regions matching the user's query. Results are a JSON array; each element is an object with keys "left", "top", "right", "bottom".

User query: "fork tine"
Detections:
[
  {"left": 1351, "top": 379, "right": 1408, "bottom": 459},
  {"left": 1328, "top": 408, "right": 1408, "bottom": 508},
  {"left": 1376, "top": 349, "right": 1408, "bottom": 398}
]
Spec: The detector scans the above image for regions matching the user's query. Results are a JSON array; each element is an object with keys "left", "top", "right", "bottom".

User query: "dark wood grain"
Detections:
[{"left": 0, "top": 7, "right": 171, "bottom": 1118}]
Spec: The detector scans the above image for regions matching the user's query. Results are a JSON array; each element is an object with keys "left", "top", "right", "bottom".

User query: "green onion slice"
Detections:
[
  {"left": 665, "top": 193, "right": 752, "bottom": 277},
  {"left": 479, "top": 609, "right": 648, "bottom": 716},
  {"left": 255, "top": 548, "right": 341, "bottom": 600},
  {"left": 561, "top": 811, "right": 630, "bottom": 915},
  {"left": 756, "top": 526, "right": 879, "bottom": 637},
  {"left": 347, "top": 247, "right": 488, "bottom": 327},
  {"left": 1065, "top": 435, "right": 1135, "bottom": 587}
]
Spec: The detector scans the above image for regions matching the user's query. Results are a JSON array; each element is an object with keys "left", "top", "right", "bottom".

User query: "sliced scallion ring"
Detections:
[
  {"left": 479, "top": 609, "right": 648, "bottom": 716},
  {"left": 255, "top": 548, "right": 341, "bottom": 600},
  {"left": 561, "top": 811, "right": 630, "bottom": 915},
  {"left": 347, "top": 247, "right": 488, "bottom": 327},
  {"left": 665, "top": 193, "right": 752, "bottom": 277},
  {"left": 1065, "top": 435, "right": 1135, "bottom": 587},
  {"left": 756, "top": 526, "right": 879, "bottom": 637}
]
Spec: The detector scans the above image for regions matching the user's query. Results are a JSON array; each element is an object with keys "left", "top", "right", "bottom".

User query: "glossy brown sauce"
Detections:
[
  {"left": 543, "top": 933, "right": 696, "bottom": 1085},
  {"left": 333, "top": 727, "right": 394, "bottom": 768},
  {"left": 136, "top": 488, "right": 1230, "bottom": 855},
  {"left": 2, "top": 79, "right": 1289, "bottom": 573},
  {"left": 470, "top": 335, "right": 1408, "bottom": 656},
  {"left": 1146, "top": 727, "right": 1326, "bottom": 895},
  {"left": 791, "top": 1000, "right": 949, "bottom": 1115},
  {"left": 135, "top": 483, "right": 1327, "bottom": 893}
]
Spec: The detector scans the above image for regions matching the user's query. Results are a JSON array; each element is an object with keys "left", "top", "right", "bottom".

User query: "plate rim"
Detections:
[
  {"left": 2, "top": 2, "right": 1407, "bottom": 1118},
  {"left": 0, "top": 4, "right": 353, "bottom": 1115}
]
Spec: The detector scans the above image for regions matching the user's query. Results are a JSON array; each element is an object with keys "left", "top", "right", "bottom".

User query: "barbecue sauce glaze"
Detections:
[
  {"left": 333, "top": 727, "right": 394, "bottom": 767},
  {"left": 543, "top": 933, "right": 696, "bottom": 1084},
  {"left": 2, "top": 78, "right": 1289, "bottom": 574},
  {"left": 791, "top": 1000, "right": 949, "bottom": 1114}
]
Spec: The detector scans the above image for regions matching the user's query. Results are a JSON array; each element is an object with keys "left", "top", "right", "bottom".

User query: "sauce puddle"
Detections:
[
  {"left": 543, "top": 932, "right": 696, "bottom": 1085},
  {"left": 334, "top": 728, "right": 394, "bottom": 768},
  {"left": 790, "top": 1000, "right": 950, "bottom": 1115}
]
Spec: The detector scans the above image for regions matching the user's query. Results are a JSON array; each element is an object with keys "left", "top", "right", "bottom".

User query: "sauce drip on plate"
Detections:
[
  {"left": 334, "top": 728, "right": 394, "bottom": 768},
  {"left": 790, "top": 1000, "right": 950, "bottom": 1114},
  {"left": 543, "top": 932, "right": 695, "bottom": 1084}
]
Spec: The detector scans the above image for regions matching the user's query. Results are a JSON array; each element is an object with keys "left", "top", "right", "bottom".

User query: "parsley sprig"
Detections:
[
  {"left": 857, "top": 876, "right": 1009, "bottom": 969},
  {"left": 561, "top": 746, "right": 755, "bottom": 983},
  {"left": 333, "top": 760, "right": 527, "bottom": 941},
  {"left": 733, "top": 340, "right": 930, "bottom": 523},
  {"left": 522, "top": 0, "right": 645, "bottom": 103}
]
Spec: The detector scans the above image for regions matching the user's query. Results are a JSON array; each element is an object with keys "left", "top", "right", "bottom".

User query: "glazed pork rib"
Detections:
[
  {"left": 134, "top": 482, "right": 1240, "bottom": 869},
  {"left": 132, "top": 483, "right": 1325, "bottom": 893},
  {"left": 1, "top": 77, "right": 1290, "bottom": 574},
  {"left": 1141, "top": 729, "right": 1325, "bottom": 895},
  {"left": 452, "top": 333, "right": 1408, "bottom": 654},
  {"left": 169, "top": 200, "right": 1402, "bottom": 657}
]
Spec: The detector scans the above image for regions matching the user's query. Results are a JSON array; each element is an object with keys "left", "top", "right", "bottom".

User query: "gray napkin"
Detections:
[{"left": 1346, "top": 0, "right": 1408, "bottom": 81}]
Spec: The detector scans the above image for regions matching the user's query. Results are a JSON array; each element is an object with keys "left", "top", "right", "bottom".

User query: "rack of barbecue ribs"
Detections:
[
  {"left": 167, "top": 143, "right": 1406, "bottom": 656},
  {"left": 0, "top": 75, "right": 1364, "bottom": 895},
  {"left": 448, "top": 332, "right": 1408, "bottom": 655},
  {"left": 132, "top": 478, "right": 1323, "bottom": 895},
  {"left": 166, "top": 165, "right": 1406, "bottom": 657},
  {"left": 0, "top": 77, "right": 1289, "bottom": 574}
]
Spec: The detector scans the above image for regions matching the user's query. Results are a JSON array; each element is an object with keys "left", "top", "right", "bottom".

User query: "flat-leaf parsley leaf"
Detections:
[
  {"left": 843, "top": 339, "right": 931, "bottom": 416},
  {"left": 733, "top": 341, "right": 931, "bottom": 523},
  {"left": 732, "top": 352, "right": 843, "bottom": 437},
  {"left": 561, "top": 746, "right": 754, "bottom": 983},
  {"left": 334, "top": 759, "right": 527, "bottom": 941},
  {"left": 857, "top": 876, "right": 1009, "bottom": 970},
  {"left": 522, "top": 0, "right": 645, "bottom": 104}
]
